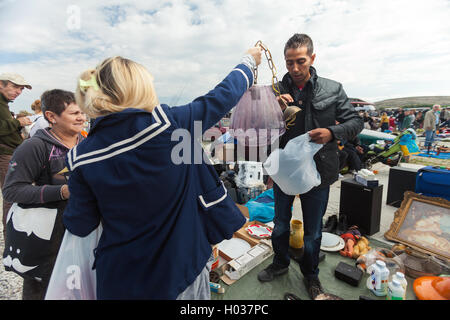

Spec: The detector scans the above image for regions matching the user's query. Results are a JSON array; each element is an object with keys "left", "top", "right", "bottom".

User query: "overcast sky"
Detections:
[{"left": 1, "top": 0, "right": 450, "bottom": 114}]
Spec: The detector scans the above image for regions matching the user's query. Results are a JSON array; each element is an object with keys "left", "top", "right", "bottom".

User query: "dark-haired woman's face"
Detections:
[{"left": 53, "top": 103, "right": 86, "bottom": 135}]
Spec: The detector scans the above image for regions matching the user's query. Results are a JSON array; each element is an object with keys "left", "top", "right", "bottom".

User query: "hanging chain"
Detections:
[
  {"left": 254, "top": 40, "right": 281, "bottom": 95},
  {"left": 254, "top": 40, "right": 287, "bottom": 109}
]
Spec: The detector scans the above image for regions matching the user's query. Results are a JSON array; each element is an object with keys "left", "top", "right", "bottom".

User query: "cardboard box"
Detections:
[
  {"left": 219, "top": 221, "right": 274, "bottom": 285},
  {"left": 218, "top": 233, "right": 259, "bottom": 261},
  {"left": 221, "top": 240, "right": 273, "bottom": 284},
  {"left": 235, "top": 203, "right": 249, "bottom": 218},
  {"left": 235, "top": 220, "right": 272, "bottom": 243}
]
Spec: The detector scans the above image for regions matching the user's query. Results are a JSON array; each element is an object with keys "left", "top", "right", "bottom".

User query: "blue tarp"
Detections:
[
  {"left": 243, "top": 188, "right": 295, "bottom": 223},
  {"left": 417, "top": 150, "right": 450, "bottom": 160},
  {"left": 244, "top": 188, "right": 275, "bottom": 223}
]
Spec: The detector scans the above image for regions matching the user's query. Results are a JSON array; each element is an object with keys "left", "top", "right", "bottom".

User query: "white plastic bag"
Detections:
[
  {"left": 263, "top": 133, "right": 323, "bottom": 195},
  {"left": 45, "top": 225, "right": 102, "bottom": 300}
]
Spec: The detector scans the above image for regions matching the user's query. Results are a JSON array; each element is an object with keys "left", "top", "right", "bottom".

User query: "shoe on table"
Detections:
[{"left": 257, "top": 263, "right": 289, "bottom": 282}]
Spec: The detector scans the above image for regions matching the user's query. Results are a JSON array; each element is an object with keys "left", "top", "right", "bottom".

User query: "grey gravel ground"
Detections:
[{"left": 0, "top": 200, "right": 23, "bottom": 300}]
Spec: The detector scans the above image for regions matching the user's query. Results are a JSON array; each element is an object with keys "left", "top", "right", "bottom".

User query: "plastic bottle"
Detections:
[
  {"left": 367, "top": 260, "right": 390, "bottom": 296},
  {"left": 387, "top": 279, "right": 405, "bottom": 300},
  {"left": 392, "top": 272, "right": 407, "bottom": 299}
]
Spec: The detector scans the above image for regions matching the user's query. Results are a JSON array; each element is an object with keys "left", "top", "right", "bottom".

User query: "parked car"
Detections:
[
  {"left": 203, "top": 118, "right": 230, "bottom": 142},
  {"left": 350, "top": 98, "right": 377, "bottom": 112}
]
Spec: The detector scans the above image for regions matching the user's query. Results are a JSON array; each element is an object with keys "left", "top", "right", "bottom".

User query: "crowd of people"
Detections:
[
  {"left": 357, "top": 105, "right": 449, "bottom": 157},
  {"left": 359, "top": 105, "right": 449, "bottom": 133}
]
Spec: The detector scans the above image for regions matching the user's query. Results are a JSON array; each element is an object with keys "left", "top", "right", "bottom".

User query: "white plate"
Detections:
[
  {"left": 217, "top": 238, "right": 251, "bottom": 259},
  {"left": 320, "top": 232, "right": 345, "bottom": 252}
]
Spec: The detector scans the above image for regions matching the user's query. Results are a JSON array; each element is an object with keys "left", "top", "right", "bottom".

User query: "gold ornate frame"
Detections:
[{"left": 385, "top": 191, "right": 450, "bottom": 261}]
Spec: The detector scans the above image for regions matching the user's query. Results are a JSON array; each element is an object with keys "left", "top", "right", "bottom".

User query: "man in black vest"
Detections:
[{"left": 257, "top": 34, "right": 363, "bottom": 299}]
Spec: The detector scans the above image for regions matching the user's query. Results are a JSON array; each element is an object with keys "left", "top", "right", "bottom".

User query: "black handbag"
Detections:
[{"left": 3, "top": 201, "right": 66, "bottom": 282}]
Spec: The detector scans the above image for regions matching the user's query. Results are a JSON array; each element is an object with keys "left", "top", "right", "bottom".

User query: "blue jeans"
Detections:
[
  {"left": 425, "top": 130, "right": 436, "bottom": 148},
  {"left": 271, "top": 183, "right": 330, "bottom": 280}
]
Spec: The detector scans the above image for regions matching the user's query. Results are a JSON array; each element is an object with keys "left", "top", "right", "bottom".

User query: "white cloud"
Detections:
[{"left": 1, "top": 0, "right": 450, "bottom": 113}]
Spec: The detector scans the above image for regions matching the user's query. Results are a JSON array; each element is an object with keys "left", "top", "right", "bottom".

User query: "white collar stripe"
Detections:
[
  {"left": 73, "top": 105, "right": 165, "bottom": 162},
  {"left": 70, "top": 121, "right": 170, "bottom": 171},
  {"left": 69, "top": 105, "right": 171, "bottom": 170}
]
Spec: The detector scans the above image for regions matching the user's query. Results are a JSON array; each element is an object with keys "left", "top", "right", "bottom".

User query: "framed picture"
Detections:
[{"left": 385, "top": 191, "right": 450, "bottom": 261}]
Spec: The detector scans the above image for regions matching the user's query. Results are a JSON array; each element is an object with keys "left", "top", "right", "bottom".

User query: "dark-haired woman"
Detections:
[{"left": 2, "top": 89, "right": 85, "bottom": 300}]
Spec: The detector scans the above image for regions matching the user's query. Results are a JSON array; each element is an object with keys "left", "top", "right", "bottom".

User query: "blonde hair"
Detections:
[{"left": 75, "top": 56, "right": 159, "bottom": 118}]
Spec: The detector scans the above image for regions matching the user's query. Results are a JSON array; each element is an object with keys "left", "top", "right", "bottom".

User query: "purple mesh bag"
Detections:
[{"left": 230, "top": 85, "right": 285, "bottom": 147}]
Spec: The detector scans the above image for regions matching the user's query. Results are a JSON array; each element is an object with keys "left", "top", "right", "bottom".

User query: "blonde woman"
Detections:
[{"left": 63, "top": 47, "right": 262, "bottom": 299}]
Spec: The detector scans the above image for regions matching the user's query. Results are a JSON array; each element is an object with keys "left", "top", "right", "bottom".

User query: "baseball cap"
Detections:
[{"left": 0, "top": 73, "right": 32, "bottom": 89}]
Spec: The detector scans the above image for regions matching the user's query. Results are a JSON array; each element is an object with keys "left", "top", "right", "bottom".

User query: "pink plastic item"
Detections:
[{"left": 230, "top": 85, "right": 285, "bottom": 147}]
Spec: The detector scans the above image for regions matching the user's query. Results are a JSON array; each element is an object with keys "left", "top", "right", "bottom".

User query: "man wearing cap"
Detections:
[{"left": 0, "top": 73, "right": 32, "bottom": 238}]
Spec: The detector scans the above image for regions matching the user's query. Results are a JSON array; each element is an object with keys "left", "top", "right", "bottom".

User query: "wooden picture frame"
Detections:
[{"left": 385, "top": 191, "right": 450, "bottom": 261}]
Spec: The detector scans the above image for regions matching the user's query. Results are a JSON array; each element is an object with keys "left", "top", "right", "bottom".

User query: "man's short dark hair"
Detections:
[
  {"left": 284, "top": 33, "right": 314, "bottom": 56},
  {"left": 41, "top": 89, "right": 75, "bottom": 121}
]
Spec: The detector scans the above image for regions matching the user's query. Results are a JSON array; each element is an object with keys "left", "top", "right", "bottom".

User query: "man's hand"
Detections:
[
  {"left": 246, "top": 47, "right": 262, "bottom": 66},
  {"left": 18, "top": 116, "right": 32, "bottom": 127},
  {"left": 356, "top": 146, "right": 364, "bottom": 154},
  {"left": 276, "top": 94, "right": 293, "bottom": 111},
  {"left": 308, "top": 128, "right": 333, "bottom": 144}
]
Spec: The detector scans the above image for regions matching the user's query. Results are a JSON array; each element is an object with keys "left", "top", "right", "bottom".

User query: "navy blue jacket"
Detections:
[{"left": 63, "top": 64, "right": 253, "bottom": 299}]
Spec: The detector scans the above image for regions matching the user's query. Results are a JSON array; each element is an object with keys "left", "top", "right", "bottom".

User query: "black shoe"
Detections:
[
  {"left": 336, "top": 214, "right": 348, "bottom": 235},
  {"left": 303, "top": 277, "right": 324, "bottom": 300},
  {"left": 257, "top": 263, "right": 289, "bottom": 282},
  {"left": 322, "top": 214, "right": 338, "bottom": 233}
]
